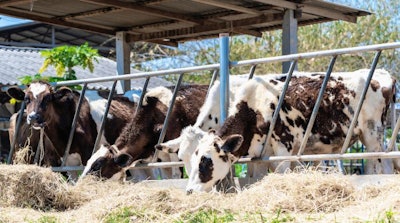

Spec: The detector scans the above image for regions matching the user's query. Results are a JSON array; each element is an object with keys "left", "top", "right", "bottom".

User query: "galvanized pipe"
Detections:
[
  {"left": 92, "top": 80, "right": 118, "bottom": 154},
  {"left": 340, "top": 51, "right": 381, "bottom": 154},
  {"left": 135, "top": 77, "right": 150, "bottom": 114},
  {"left": 7, "top": 101, "right": 26, "bottom": 164},
  {"left": 61, "top": 83, "right": 87, "bottom": 166},
  {"left": 54, "top": 43, "right": 400, "bottom": 88},
  {"left": 152, "top": 73, "right": 185, "bottom": 163},
  {"left": 261, "top": 60, "right": 297, "bottom": 157},
  {"left": 248, "top": 65, "right": 257, "bottom": 80},
  {"left": 298, "top": 56, "right": 337, "bottom": 155},
  {"left": 219, "top": 33, "right": 230, "bottom": 124}
]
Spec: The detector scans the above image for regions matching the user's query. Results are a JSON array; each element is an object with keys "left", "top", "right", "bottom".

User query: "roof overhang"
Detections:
[{"left": 0, "top": 0, "right": 370, "bottom": 45}]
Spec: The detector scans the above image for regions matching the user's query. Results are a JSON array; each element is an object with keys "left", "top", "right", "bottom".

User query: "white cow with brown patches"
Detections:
[{"left": 184, "top": 69, "right": 395, "bottom": 193}]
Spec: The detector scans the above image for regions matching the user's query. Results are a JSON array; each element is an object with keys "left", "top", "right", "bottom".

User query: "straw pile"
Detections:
[{"left": 0, "top": 164, "right": 399, "bottom": 222}]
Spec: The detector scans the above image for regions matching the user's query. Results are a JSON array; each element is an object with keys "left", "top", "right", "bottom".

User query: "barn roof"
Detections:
[
  {"left": 0, "top": 45, "right": 172, "bottom": 90},
  {"left": 0, "top": 0, "right": 370, "bottom": 46}
]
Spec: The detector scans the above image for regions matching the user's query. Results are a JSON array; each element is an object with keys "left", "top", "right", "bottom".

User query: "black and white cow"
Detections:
[
  {"left": 182, "top": 69, "right": 395, "bottom": 193},
  {"left": 81, "top": 84, "right": 209, "bottom": 181}
]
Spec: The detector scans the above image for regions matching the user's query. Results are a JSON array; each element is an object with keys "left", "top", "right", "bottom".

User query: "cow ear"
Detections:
[
  {"left": 221, "top": 134, "right": 243, "bottom": 153},
  {"left": 114, "top": 153, "right": 134, "bottom": 168},
  {"left": 7, "top": 86, "right": 25, "bottom": 101},
  {"left": 54, "top": 87, "right": 72, "bottom": 100}
]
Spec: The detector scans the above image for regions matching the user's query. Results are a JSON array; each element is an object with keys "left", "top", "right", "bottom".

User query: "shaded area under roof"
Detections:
[
  {"left": 0, "top": 45, "right": 172, "bottom": 90},
  {"left": 0, "top": 21, "right": 174, "bottom": 60},
  {"left": 0, "top": 0, "right": 370, "bottom": 46}
]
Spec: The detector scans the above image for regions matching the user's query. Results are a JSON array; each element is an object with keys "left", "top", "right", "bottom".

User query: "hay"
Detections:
[
  {"left": 0, "top": 164, "right": 86, "bottom": 210},
  {"left": 0, "top": 165, "right": 400, "bottom": 222}
]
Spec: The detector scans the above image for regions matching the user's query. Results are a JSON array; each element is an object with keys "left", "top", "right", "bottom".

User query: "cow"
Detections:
[
  {"left": 182, "top": 69, "right": 395, "bottom": 193},
  {"left": 80, "top": 84, "right": 209, "bottom": 181},
  {"left": 6, "top": 81, "right": 137, "bottom": 179}
]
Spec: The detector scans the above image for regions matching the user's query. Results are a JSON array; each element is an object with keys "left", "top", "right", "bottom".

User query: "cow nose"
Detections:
[
  {"left": 186, "top": 189, "right": 193, "bottom": 195},
  {"left": 27, "top": 113, "right": 40, "bottom": 123}
]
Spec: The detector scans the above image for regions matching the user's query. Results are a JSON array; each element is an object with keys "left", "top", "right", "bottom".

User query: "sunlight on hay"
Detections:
[
  {"left": 1, "top": 164, "right": 400, "bottom": 222},
  {"left": 0, "top": 164, "right": 86, "bottom": 210}
]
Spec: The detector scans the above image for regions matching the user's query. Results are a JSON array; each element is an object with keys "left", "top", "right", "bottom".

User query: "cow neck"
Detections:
[{"left": 217, "top": 101, "right": 260, "bottom": 157}]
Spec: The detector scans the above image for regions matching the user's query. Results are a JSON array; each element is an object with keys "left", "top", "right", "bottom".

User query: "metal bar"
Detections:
[
  {"left": 92, "top": 81, "right": 117, "bottom": 154},
  {"left": 61, "top": 83, "right": 87, "bottom": 166},
  {"left": 7, "top": 101, "right": 26, "bottom": 164},
  {"left": 152, "top": 73, "right": 185, "bottom": 163},
  {"left": 136, "top": 77, "right": 150, "bottom": 111},
  {"left": 206, "top": 69, "right": 219, "bottom": 99},
  {"left": 298, "top": 56, "right": 337, "bottom": 155},
  {"left": 219, "top": 33, "right": 230, "bottom": 124},
  {"left": 248, "top": 65, "right": 257, "bottom": 80},
  {"left": 53, "top": 151, "right": 400, "bottom": 172},
  {"left": 261, "top": 60, "right": 297, "bottom": 157},
  {"left": 54, "top": 43, "right": 400, "bottom": 87},
  {"left": 388, "top": 115, "right": 400, "bottom": 152},
  {"left": 340, "top": 51, "right": 381, "bottom": 154}
]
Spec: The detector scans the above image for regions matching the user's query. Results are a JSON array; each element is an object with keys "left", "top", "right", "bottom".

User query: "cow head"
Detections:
[
  {"left": 81, "top": 144, "right": 134, "bottom": 180},
  {"left": 155, "top": 125, "right": 207, "bottom": 175},
  {"left": 185, "top": 131, "right": 243, "bottom": 193},
  {"left": 7, "top": 82, "right": 73, "bottom": 129}
]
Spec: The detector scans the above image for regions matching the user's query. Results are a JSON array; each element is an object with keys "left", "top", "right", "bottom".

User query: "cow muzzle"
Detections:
[{"left": 27, "top": 113, "right": 45, "bottom": 129}]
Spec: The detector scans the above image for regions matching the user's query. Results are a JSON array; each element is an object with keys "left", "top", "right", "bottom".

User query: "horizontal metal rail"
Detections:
[
  {"left": 51, "top": 151, "right": 400, "bottom": 172},
  {"left": 54, "top": 42, "right": 400, "bottom": 87}
]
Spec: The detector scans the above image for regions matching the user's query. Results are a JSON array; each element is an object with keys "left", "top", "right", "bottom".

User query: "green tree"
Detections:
[
  {"left": 148, "top": 0, "right": 399, "bottom": 83},
  {"left": 39, "top": 42, "right": 99, "bottom": 80}
]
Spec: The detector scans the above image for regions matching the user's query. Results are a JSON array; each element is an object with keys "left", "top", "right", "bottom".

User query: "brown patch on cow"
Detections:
[
  {"left": 270, "top": 79, "right": 278, "bottom": 85},
  {"left": 338, "top": 76, "right": 343, "bottom": 81},
  {"left": 284, "top": 76, "right": 356, "bottom": 147},
  {"left": 370, "top": 80, "right": 380, "bottom": 92},
  {"left": 217, "top": 101, "right": 263, "bottom": 157}
]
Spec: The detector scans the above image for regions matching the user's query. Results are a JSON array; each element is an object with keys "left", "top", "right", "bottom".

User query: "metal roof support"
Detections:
[
  {"left": 116, "top": 31, "right": 131, "bottom": 93},
  {"left": 219, "top": 33, "right": 230, "bottom": 125},
  {"left": 282, "top": 9, "right": 298, "bottom": 73}
]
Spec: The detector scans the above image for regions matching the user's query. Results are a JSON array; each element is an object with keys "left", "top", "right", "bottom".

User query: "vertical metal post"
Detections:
[
  {"left": 92, "top": 81, "right": 118, "bottom": 154},
  {"left": 340, "top": 51, "right": 381, "bottom": 154},
  {"left": 261, "top": 60, "right": 297, "bottom": 157},
  {"left": 135, "top": 77, "right": 151, "bottom": 114},
  {"left": 152, "top": 73, "right": 185, "bottom": 163},
  {"left": 7, "top": 101, "right": 26, "bottom": 164},
  {"left": 298, "top": 56, "right": 337, "bottom": 156},
  {"left": 116, "top": 31, "right": 131, "bottom": 93},
  {"left": 206, "top": 69, "right": 219, "bottom": 100},
  {"left": 219, "top": 33, "right": 230, "bottom": 125},
  {"left": 248, "top": 65, "right": 257, "bottom": 80},
  {"left": 282, "top": 9, "right": 298, "bottom": 73},
  {"left": 61, "top": 83, "right": 87, "bottom": 166}
]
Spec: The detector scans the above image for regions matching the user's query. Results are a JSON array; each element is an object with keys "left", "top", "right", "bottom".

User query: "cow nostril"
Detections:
[
  {"left": 154, "top": 144, "right": 162, "bottom": 150},
  {"left": 186, "top": 189, "right": 193, "bottom": 195}
]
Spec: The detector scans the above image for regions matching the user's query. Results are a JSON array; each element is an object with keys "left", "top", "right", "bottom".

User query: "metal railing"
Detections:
[{"left": 8, "top": 42, "right": 400, "bottom": 175}]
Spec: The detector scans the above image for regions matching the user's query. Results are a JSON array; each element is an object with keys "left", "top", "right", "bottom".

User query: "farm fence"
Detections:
[{"left": 7, "top": 42, "right": 400, "bottom": 176}]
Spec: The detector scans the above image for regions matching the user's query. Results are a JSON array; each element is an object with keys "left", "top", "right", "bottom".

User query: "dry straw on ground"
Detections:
[{"left": 0, "top": 164, "right": 399, "bottom": 222}]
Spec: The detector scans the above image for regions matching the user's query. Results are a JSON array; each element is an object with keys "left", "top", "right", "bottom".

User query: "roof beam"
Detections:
[
  {"left": 61, "top": 7, "right": 122, "bottom": 20},
  {"left": 189, "top": 0, "right": 263, "bottom": 15},
  {"left": 0, "top": 8, "right": 116, "bottom": 35},
  {"left": 129, "top": 13, "right": 283, "bottom": 42},
  {"left": 254, "top": 0, "right": 357, "bottom": 23},
  {"left": 80, "top": 0, "right": 204, "bottom": 25},
  {"left": 0, "top": 0, "right": 31, "bottom": 7}
]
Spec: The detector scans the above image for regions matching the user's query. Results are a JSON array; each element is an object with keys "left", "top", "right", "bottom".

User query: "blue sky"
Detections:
[{"left": 0, "top": 15, "right": 29, "bottom": 27}]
